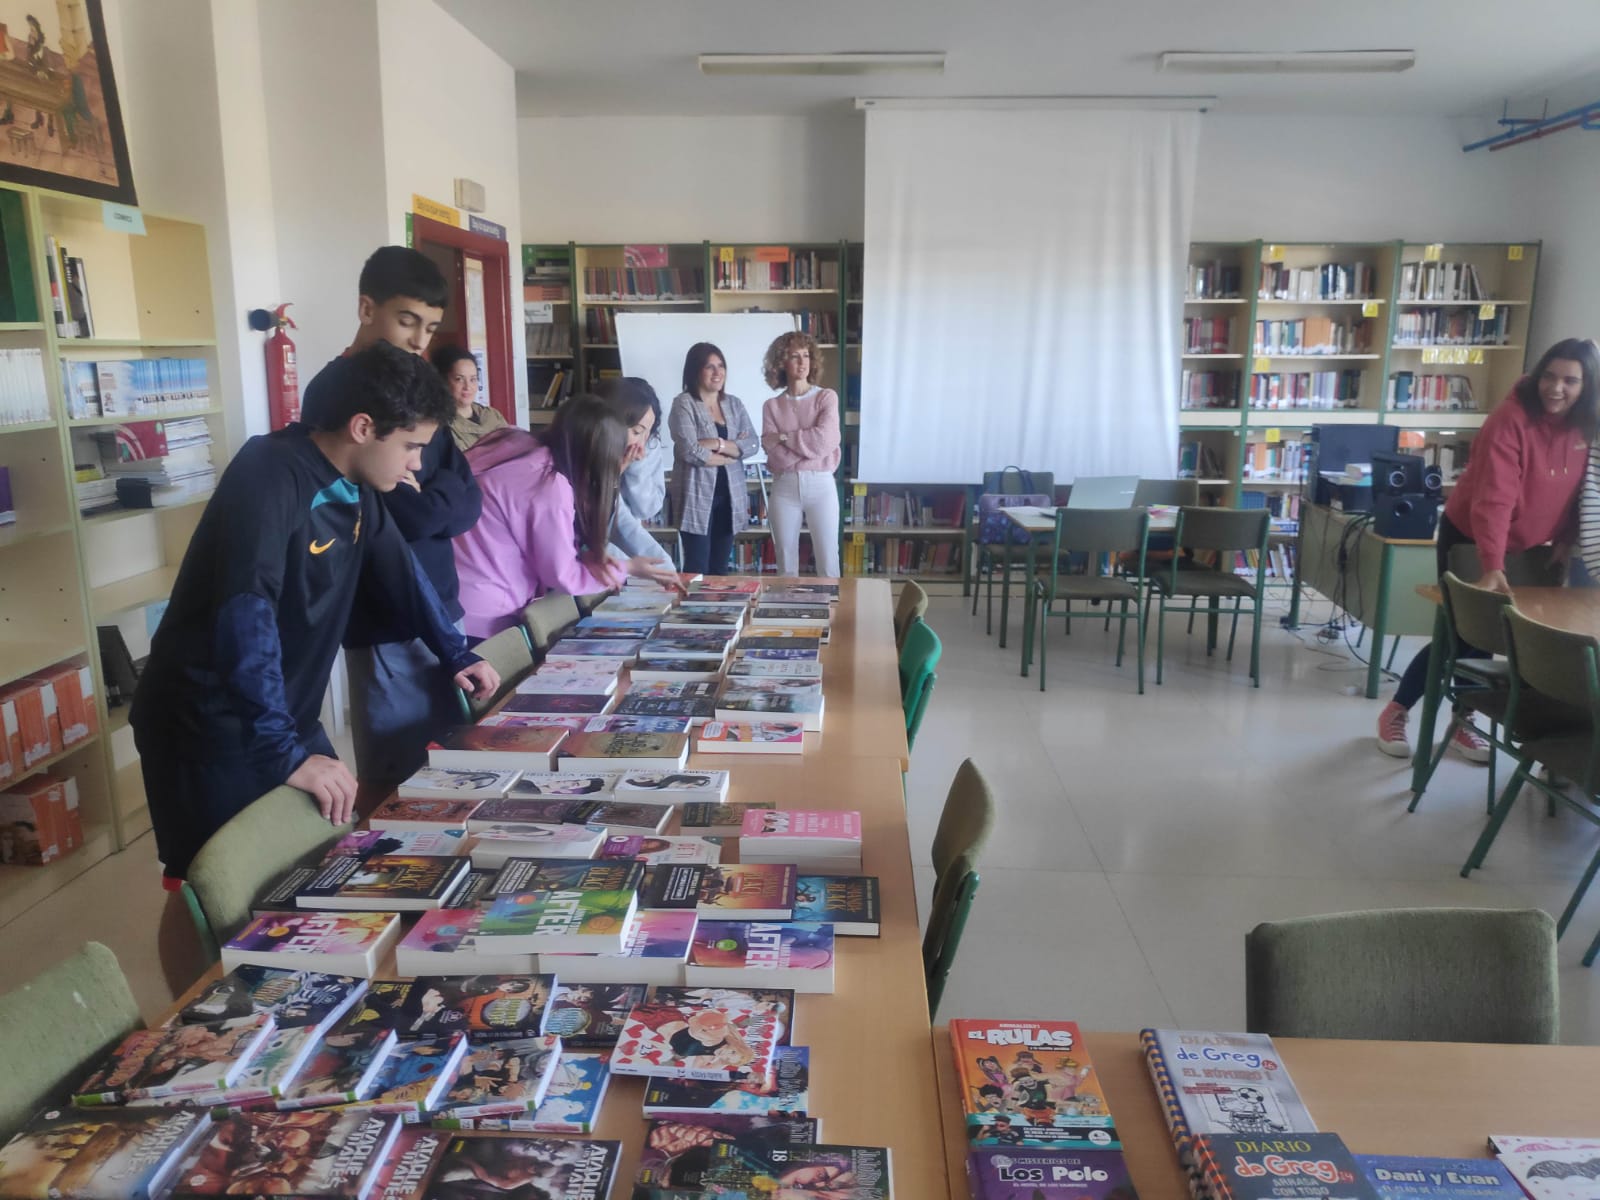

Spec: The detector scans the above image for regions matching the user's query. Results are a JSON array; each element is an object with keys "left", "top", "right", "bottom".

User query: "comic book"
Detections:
[
  {"left": 697, "top": 864, "right": 798, "bottom": 919},
  {"left": 166, "top": 1110, "right": 401, "bottom": 1198},
  {"left": 394, "top": 908, "right": 541, "bottom": 978},
  {"left": 950, "top": 1019, "right": 1120, "bottom": 1150},
  {"left": 967, "top": 1147, "right": 1137, "bottom": 1200},
  {"left": 272, "top": 1025, "right": 398, "bottom": 1110},
  {"left": 341, "top": 1036, "right": 469, "bottom": 1116},
  {"left": 423, "top": 1134, "right": 621, "bottom": 1200},
  {"left": 74, "top": 1015, "right": 278, "bottom": 1104},
  {"left": 175, "top": 967, "right": 366, "bottom": 1031},
  {"left": 610, "top": 986, "right": 790, "bottom": 1081},
  {"left": 541, "top": 983, "right": 649, "bottom": 1048},
  {"left": 348, "top": 976, "right": 554, "bottom": 1043},
  {"left": 643, "top": 1044, "right": 810, "bottom": 1118},
  {"left": 686, "top": 1140, "right": 889, "bottom": 1199},
  {"left": 0, "top": 1105, "right": 211, "bottom": 1200},
  {"left": 1194, "top": 1133, "right": 1377, "bottom": 1200},
  {"left": 430, "top": 1036, "right": 563, "bottom": 1119},
  {"left": 1142, "top": 1029, "right": 1316, "bottom": 1149},
  {"left": 1356, "top": 1156, "right": 1524, "bottom": 1200},
  {"left": 442, "top": 1050, "right": 614, "bottom": 1136},
  {"left": 368, "top": 1125, "right": 452, "bottom": 1200},
  {"left": 633, "top": 1115, "right": 819, "bottom": 1193}
]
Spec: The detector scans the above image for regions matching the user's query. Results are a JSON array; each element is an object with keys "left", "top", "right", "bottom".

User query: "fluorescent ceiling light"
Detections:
[
  {"left": 700, "top": 52, "right": 945, "bottom": 76},
  {"left": 1159, "top": 50, "right": 1415, "bottom": 74},
  {"left": 855, "top": 95, "right": 1213, "bottom": 111}
]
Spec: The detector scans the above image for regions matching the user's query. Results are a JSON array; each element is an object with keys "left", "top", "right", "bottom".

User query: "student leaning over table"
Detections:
[
  {"left": 761, "top": 330, "right": 843, "bottom": 578},
  {"left": 596, "top": 376, "right": 683, "bottom": 592},
  {"left": 1377, "top": 337, "right": 1600, "bottom": 761}
]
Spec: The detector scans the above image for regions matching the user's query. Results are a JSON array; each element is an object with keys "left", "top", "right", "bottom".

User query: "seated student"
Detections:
[
  {"left": 596, "top": 377, "right": 682, "bottom": 591},
  {"left": 131, "top": 342, "right": 500, "bottom": 881},
  {"left": 455, "top": 396, "right": 670, "bottom": 638},
  {"left": 435, "top": 344, "right": 507, "bottom": 452},
  {"left": 300, "top": 247, "right": 483, "bottom": 797}
]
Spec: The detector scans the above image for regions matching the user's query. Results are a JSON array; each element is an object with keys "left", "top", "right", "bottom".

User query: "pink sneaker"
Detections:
[
  {"left": 1376, "top": 701, "right": 1411, "bottom": 758},
  {"left": 1450, "top": 722, "right": 1492, "bottom": 765}
]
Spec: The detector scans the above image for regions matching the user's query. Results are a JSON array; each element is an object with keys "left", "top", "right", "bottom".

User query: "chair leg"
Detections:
[
  {"left": 1584, "top": 923, "right": 1600, "bottom": 968},
  {"left": 1249, "top": 601, "right": 1262, "bottom": 687},
  {"left": 1114, "top": 599, "right": 1128, "bottom": 668},
  {"left": 984, "top": 552, "right": 995, "bottom": 634},
  {"left": 1135, "top": 595, "right": 1146, "bottom": 695},
  {"left": 1226, "top": 597, "right": 1241, "bottom": 662},
  {"left": 1386, "top": 634, "right": 1403, "bottom": 671},
  {"left": 1206, "top": 597, "right": 1220, "bottom": 655},
  {"left": 1156, "top": 595, "right": 1167, "bottom": 685},
  {"left": 972, "top": 549, "right": 982, "bottom": 617},
  {"left": 1038, "top": 597, "right": 1048, "bottom": 693},
  {"left": 1186, "top": 595, "right": 1198, "bottom": 635},
  {"left": 1462, "top": 763, "right": 1530, "bottom": 876},
  {"left": 1486, "top": 723, "right": 1498, "bottom": 815},
  {"left": 1408, "top": 713, "right": 1461, "bottom": 813},
  {"left": 1558, "top": 844, "right": 1600, "bottom": 937}
]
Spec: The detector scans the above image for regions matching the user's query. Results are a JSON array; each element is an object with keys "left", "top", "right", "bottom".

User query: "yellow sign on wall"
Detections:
[
  {"left": 412, "top": 194, "right": 461, "bottom": 227},
  {"left": 1507, "top": 245, "right": 1524, "bottom": 261}
]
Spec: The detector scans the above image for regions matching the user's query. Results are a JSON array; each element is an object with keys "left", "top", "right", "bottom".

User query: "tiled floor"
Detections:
[{"left": 4, "top": 589, "right": 1599, "bottom": 1038}]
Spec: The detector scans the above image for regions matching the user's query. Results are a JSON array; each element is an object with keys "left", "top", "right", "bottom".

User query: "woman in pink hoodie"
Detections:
[
  {"left": 453, "top": 397, "right": 631, "bottom": 639},
  {"left": 761, "top": 330, "right": 842, "bottom": 577},
  {"left": 1377, "top": 337, "right": 1600, "bottom": 761}
]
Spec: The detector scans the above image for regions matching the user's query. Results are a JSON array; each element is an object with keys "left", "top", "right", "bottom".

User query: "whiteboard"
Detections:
[{"left": 616, "top": 312, "right": 798, "bottom": 463}]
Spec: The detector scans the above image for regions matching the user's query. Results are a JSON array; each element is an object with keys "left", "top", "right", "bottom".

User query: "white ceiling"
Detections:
[{"left": 437, "top": 0, "right": 1600, "bottom": 119}]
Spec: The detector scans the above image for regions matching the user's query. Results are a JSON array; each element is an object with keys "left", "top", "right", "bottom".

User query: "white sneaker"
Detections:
[{"left": 1376, "top": 701, "right": 1410, "bottom": 758}]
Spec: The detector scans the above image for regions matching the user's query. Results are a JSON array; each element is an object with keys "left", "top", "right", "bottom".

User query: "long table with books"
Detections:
[
  {"left": 934, "top": 1023, "right": 1600, "bottom": 1200},
  {"left": 65, "top": 576, "right": 944, "bottom": 1200}
]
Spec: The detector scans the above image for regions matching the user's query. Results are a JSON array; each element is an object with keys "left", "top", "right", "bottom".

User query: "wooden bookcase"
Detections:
[
  {"left": 522, "top": 243, "right": 575, "bottom": 422},
  {"left": 572, "top": 242, "right": 708, "bottom": 394},
  {"left": 0, "top": 185, "right": 224, "bottom": 923}
]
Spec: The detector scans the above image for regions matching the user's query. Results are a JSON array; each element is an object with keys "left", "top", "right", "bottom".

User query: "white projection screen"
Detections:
[
  {"left": 857, "top": 108, "right": 1200, "bottom": 484},
  {"left": 617, "top": 310, "right": 799, "bottom": 461}
]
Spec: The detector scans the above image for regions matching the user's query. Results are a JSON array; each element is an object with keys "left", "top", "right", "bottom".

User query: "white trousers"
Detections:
[{"left": 770, "top": 469, "right": 842, "bottom": 577}]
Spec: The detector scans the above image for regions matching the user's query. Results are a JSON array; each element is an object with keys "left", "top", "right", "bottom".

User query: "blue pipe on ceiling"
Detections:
[{"left": 1462, "top": 98, "right": 1600, "bottom": 152}]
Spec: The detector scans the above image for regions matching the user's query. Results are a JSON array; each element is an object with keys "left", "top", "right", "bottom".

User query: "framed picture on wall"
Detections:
[{"left": 0, "top": 0, "right": 135, "bottom": 205}]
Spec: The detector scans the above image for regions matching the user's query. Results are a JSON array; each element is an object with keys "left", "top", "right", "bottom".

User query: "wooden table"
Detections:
[
  {"left": 162, "top": 580, "right": 943, "bottom": 1197},
  {"left": 1409, "top": 584, "right": 1600, "bottom": 798},
  {"left": 934, "top": 1026, "right": 1600, "bottom": 1200}
]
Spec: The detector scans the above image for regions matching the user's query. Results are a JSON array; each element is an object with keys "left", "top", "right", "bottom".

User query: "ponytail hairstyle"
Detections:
[
  {"left": 1515, "top": 338, "right": 1600, "bottom": 441},
  {"left": 540, "top": 394, "right": 625, "bottom": 570}
]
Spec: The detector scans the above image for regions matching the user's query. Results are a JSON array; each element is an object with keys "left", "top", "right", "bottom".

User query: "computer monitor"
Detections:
[
  {"left": 1310, "top": 425, "right": 1399, "bottom": 507},
  {"left": 1066, "top": 475, "right": 1139, "bottom": 509}
]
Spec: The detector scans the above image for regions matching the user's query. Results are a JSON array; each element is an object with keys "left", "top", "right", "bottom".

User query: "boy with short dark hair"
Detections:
[
  {"left": 301, "top": 247, "right": 485, "bottom": 798},
  {"left": 132, "top": 341, "right": 499, "bottom": 879}
]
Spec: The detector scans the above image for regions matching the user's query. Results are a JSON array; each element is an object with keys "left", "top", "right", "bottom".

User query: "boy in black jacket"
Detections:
[
  {"left": 132, "top": 342, "right": 499, "bottom": 879},
  {"left": 300, "top": 247, "right": 484, "bottom": 798}
]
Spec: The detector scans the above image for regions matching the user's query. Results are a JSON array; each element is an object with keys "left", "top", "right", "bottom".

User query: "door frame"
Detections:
[{"left": 411, "top": 213, "right": 516, "bottom": 422}]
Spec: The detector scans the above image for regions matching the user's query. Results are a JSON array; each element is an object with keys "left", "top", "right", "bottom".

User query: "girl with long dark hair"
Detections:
[{"left": 668, "top": 342, "right": 759, "bottom": 575}]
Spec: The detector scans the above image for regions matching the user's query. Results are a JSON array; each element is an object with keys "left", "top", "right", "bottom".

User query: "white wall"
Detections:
[
  {"left": 377, "top": 0, "right": 526, "bottom": 420},
  {"left": 518, "top": 114, "right": 866, "bottom": 243},
  {"left": 1502, "top": 135, "right": 1600, "bottom": 353}
]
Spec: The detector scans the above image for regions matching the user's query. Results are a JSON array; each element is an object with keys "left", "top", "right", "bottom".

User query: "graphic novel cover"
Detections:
[
  {"left": 1195, "top": 1133, "right": 1377, "bottom": 1200},
  {"left": 633, "top": 1115, "right": 817, "bottom": 1192},
  {"left": 0, "top": 1106, "right": 210, "bottom": 1200},
  {"left": 1356, "top": 1155, "right": 1524, "bottom": 1200},
  {"left": 350, "top": 976, "right": 553, "bottom": 1042},
  {"left": 75, "top": 1015, "right": 277, "bottom": 1103},
  {"left": 951, "top": 1019, "right": 1121, "bottom": 1150},
  {"left": 541, "top": 983, "right": 648, "bottom": 1048},
  {"left": 968, "top": 1147, "right": 1137, "bottom": 1200},
  {"left": 643, "top": 1044, "right": 810, "bottom": 1117},
  {"left": 610, "top": 986, "right": 790, "bottom": 1081},
  {"left": 344, "top": 1036, "right": 468, "bottom": 1115},
  {"left": 167, "top": 1110, "right": 400, "bottom": 1198},
  {"left": 433, "top": 1036, "right": 563, "bottom": 1118},
  {"left": 424, "top": 1134, "right": 621, "bottom": 1200}
]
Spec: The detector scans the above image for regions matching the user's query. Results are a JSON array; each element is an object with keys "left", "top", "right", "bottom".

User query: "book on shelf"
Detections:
[
  {"left": 339, "top": 1034, "right": 469, "bottom": 1116},
  {"left": 685, "top": 920, "right": 836, "bottom": 993},
  {"left": 1253, "top": 316, "right": 1372, "bottom": 356},
  {"left": 1394, "top": 306, "right": 1510, "bottom": 347},
  {"left": 967, "top": 1147, "right": 1136, "bottom": 1200},
  {"left": 166, "top": 1110, "right": 401, "bottom": 1199},
  {"left": 795, "top": 874, "right": 881, "bottom": 936},
  {"left": 0, "top": 349, "right": 47, "bottom": 426},
  {"left": 478, "top": 885, "right": 639, "bottom": 954},
  {"left": 1387, "top": 371, "right": 1476, "bottom": 412},
  {"left": 541, "top": 982, "right": 648, "bottom": 1048},
  {"left": 1247, "top": 369, "right": 1362, "bottom": 410},
  {"left": 1398, "top": 259, "right": 1488, "bottom": 302},
  {"left": 394, "top": 908, "right": 540, "bottom": 977},
  {"left": 698, "top": 863, "right": 799, "bottom": 919},
  {"left": 74, "top": 1014, "right": 278, "bottom": 1104},
  {"left": 615, "top": 768, "right": 730, "bottom": 802},
  {"left": 558, "top": 730, "right": 691, "bottom": 772},
  {"left": 715, "top": 249, "right": 837, "bottom": 292},
  {"left": 1180, "top": 369, "right": 1242, "bottom": 411},
  {"left": 366, "top": 794, "right": 483, "bottom": 833},
  {"left": 396, "top": 765, "right": 515, "bottom": 801},
  {"left": 1195, "top": 1132, "right": 1377, "bottom": 1200},
  {"left": 293, "top": 853, "right": 471, "bottom": 912},
  {"left": 427, "top": 724, "right": 569, "bottom": 773},
  {"left": 1257, "top": 259, "right": 1375, "bottom": 301},
  {"left": 643, "top": 1043, "right": 810, "bottom": 1118},
  {"left": 540, "top": 907, "right": 699, "bottom": 987},
  {"left": 601, "top": 833, "right": 723, "bottom": 865},
  {"left": 697, "top": 719, "right": 806, "bottom": 755},
  {"left": 950, "top": 1018, "right": 1120, "bottom": 1149},
  {"left": 583, "top": 264, "right": 704, "bottom": 300},
  {"left": 1185, "top": 315, "right": 1233, "bottom": 354},
  {"left": 468, "top": 822, "right": 608, "bottom": 869},
  {"left": 0, "top": 1105, "right": 211, "bottom": 1200},
  {"left": 428, "top": 1035, "right": 563, "bottom": 1120},
  {"left": 221, "top": 911, "right": 402, "bottom": 978},
  {"left": 1356, "top": 1155, "right": 1523, "bottom": 1200},
  {"left": 1188, "top": 260, "right": 1243, "bottom": 299},
  {"left": 609, "top": 985, "right": 792, "bottom": 1081}
]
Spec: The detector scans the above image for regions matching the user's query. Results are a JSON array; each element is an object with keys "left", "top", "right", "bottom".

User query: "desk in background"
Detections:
[
  {"left": 1289, "top": 502, "right": 1437, "bottom": 698},
  {"left": 935, "top": 1026, "right": 1600, "bottom": 1200}
]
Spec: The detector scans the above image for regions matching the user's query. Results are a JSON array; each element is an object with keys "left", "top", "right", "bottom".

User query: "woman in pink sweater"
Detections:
[
  {"left": 1377, "top": 337, "right": 1600, "bottom": 760},
  {"left": 760, "top": 331, "right": 842, "bottom": 577},
  {"left": 453, "top": 397, "right": 629, "bottom": 638}
]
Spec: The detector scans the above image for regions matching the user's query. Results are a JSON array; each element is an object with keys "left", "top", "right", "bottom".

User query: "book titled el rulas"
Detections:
[
  {"left": 610, "top": 985, "right": 791, "bottom": 1081},
  {"left": 951, "top": 1019, "right": 1121, "bottom": 1150},
  {"left": 968, "top": 1147, "right": 1137, "bottom": 1200},
  {"left": 166, "top": 1110, "right": 401, "bottom": 1199},
  {"left": 1195, "top": 1132, "right": 1379, "bottom": 1200}
]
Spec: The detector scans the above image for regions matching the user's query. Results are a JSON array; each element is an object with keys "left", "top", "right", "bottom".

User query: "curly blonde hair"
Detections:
[{"left": 762, "top": 330, "right": 824, "bottom": 391}]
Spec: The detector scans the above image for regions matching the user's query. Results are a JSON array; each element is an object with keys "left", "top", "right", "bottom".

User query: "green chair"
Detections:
[
  {"left": 1246, "top": 907, "right": 1558, "bottom": 1043},
  {"left": 1026, "top": 507, "right": 1149, "bottom": 694},
  {"left": 923, "top": 758, "right": 997, "bottom": 1016},
  {"left": 893, "top": 580, "right": 929, "bottom": 652},
  {"left": 575, "top": 592, "right": 610, "bottom": 616},
  {"left": 898, "top": 618, "right": 941, "bottom": 753},
  {"left": 0, "top": 942, "right": 142, "bottom": 1140},
  {"left": 1148, "top": 506, "right": 1270, "bottom": 687},
  {"left": 966, "top": 469, "right": 1055, "bottom": 598},
  {"left": 1462, "top": 608, "right": 1600, "bottom": 959},
  {"left": 523, "top": 592, "right": 581, "bottom": 655},
  {"left": 454, "top": 623, "right": 535, "bottom": 721},
  {"left": 182, "top": 786, "right": 352, "bottom": 961},
  {"left": 1132, "top": 478, "right": 1201, "bottom": 509}
]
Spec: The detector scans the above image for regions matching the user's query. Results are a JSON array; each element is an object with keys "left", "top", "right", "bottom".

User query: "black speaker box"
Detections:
[
  {"left": 1371, "top": 450, "right": 1425, "bottom": 497},
  {"left": 1374, "top": 491, "right": 1442, "bottom": 540}
]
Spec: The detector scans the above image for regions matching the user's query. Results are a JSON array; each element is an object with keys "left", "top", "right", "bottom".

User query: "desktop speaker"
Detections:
[
  {"left": 1370, "top": 450, "right": 1442, "bottom": 539},
  {"left": 1371, "top": 450, "right": 1424, "bottom": 497}
]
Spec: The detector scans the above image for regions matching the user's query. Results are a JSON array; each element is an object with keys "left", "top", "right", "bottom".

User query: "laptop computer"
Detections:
[{"left": 1065, "top": 475, "right": 1139, "bottom": 509}]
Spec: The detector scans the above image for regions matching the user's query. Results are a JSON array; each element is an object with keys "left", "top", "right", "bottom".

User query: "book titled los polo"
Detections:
[
  {"left": 952, "top": 1019, "right": 1120, "bottom": 1150},
  {"left": 0, "top": 1106, "right": 211, "bottom": 1200},
  {"left": 1195, "top": 1133, "right": 1378, "bottom": 1200},
  {"left": 395, "top": 766, "right": 516, "bottom": 801},
  {"left": 559, "top": 730, "right": 690, "bottom": 772},
  {"left": 968, "top": 1148, "right": 1137, "bottom": 1200},
  {"left": 221, "top": 912, "right": 402, "bottom": 978},
  {"left": 685, "top": 921, "right": 836, "bottom": 993},
  {"left": 697, "top": 720, "right": 806, "bottom": 755},
  {"left": 428, "top": 724, "right": 568, "bottom": 773},
  {"left": 166, "top": 1110, "right": 401, "bottom": 1198},
  {"left": 366, "top": 794, "right": 483, "bottom": 834},
  {"left": 294, "top": 854, "right": 470, "bottom": 912},
  {"left": 610, "top": 985, "right": 792, "bottom": 1081}
]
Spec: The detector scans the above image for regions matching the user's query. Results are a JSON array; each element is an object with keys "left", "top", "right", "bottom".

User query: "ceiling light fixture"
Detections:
[
  {"left": 699, "top": 52, "right": 946, "bottom": 77},
  {"left": 855, "top": 95, "right": 1214, "bottom": 111},
  {"left": 1159, "top": 49, "right": 1415, "bottom": 74}
]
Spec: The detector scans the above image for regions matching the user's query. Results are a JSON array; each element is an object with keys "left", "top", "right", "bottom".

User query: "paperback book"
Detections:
[
  {"left": 294, "top": 854, "right": 470, "bottom": 912},
  {"left": 508, "top": 669, "right": 620, "bottom": 699},
  {"left": 685, "top": 921, "right": 836, "bottom": 993},
  {"left": 560, "top": 731, "right": 691, "bottom": 772},
  {"left": 423, "top": 1134, "right": 621, "bottom": 1200},
  {"left": 794, "top": 874, "right": 881, "bottom": 936},
  {"left": 506, "top": 771, "right": 620, "bottom": 798},
  {"left": 736, "top": 647, "right": 821, "bottom": 662},
  {"left": 951, "top": 1019, "right": 1120, "bottom": 1149},
  {"left": 601, "top": 834, "right": 723, "bottom": 865},
  {"left": 610, "top": 986, "right": 791, "bottom": 1081},
  {"left": 639, "top": 636, "right": 733, "bottom": 664},
  {"left": 714, "top": 683, "right": 825, "bottom": 732},
  {"left": 479, "top": 712, "right": 592, "bottom": 732},
  {"left": 351, "top": 976, "right": 554, "bottom": 1043},
  {"left": 633, "top": 1114, "right": 818, "bottom": 1192},
  {"left": 690, "top": 1140, "right": 891, "bottom": 1200},
  {"left": 394, "top": 908, "right": 540, "bottom": 977},
  {"left": 643, "top": 1044, "right": 810, "bottom": 1118},
  {"left": 583, "top": 714, "right": 693, "bottom": 734},
  {"left": 617, "top": 770, "right": 731, "bottom": 803},
  {"left": 566, "top": 798, "right": 674, "bottom": 833},
  {"left": 613, "top": 684, "right": 720, "bottom": 724},
  {"left": 432, "top": 1035, "right": 563, "bottom": 1119},
  {"left": 1195, "top": 1132, "right": 1377, "bottom": 1200},
  {"left": 628, "top": 660, "right": 726, "bottom": 684},
  {"left": 366, "top": 795, "right": 483, "bottom": 834},
  {"left": 541, "top": 908, "right": 699, "bottom": 987},
  {"left": 541, "top": 983, "right": 648, "bottom": 1048},
  {"left": 1355, "top": 1155, "right": 1523, "bottom": 1200},
  {"left": 428, "top": 725, "right": 568, "bottom": 773},
  {"left": 696, "top": 720, "right": 806, "bottom": 755},
  {"left": 75, "top": 1016, "right": 278, "bottom": 1104},
  {"left": 477, "top": 886, "right": 639, "bottom": 954},
  {"left": 439, "top": 1049, "right": 613, "bottom": 1135},
  {"left": 1496, "top": 1149, "right": 1600, "bottom": 1200},
  {"left": 340, "top": 1036, "right": 468, "bottom": 1116},
  {"left": 547, "top": 636, "right": 645, "bottom": 658},
  {"left": 0, "top": 1106, "right": 210, "bottom": 1200},
  {"left": 698, "top": 864, "right": 799, "bottom": 919},
  {"left": 395, "top": 766, "right": 516, "bottom": 801},
  {"left": 221, "top": 912, "right": 402, "bottom": 979},
  {"left": 329, "top": 828, "right": 470, "bottom": 860},
  {"left": 727, "top": 658, "right": 823, "bottom": 680},
  {"left": 468, "top": 796, "right": 582, "bottom": 828},
  {"left": 167, "top": 1110, "right": 400, "bottom": 1199},
  {"left": 967, "top": 1147, "right": 1136, "bottom": 1200},
  {"left": 272, "top": 1024, "right": 398, "bottom": 1110},
  {"left": 367, "top": 1125, "right": 451, "bottom": 1200},
  {"left": 640, "top": 863, "right": 711, "bottom": 910},
  {"left": 492, "top": 856, "right": 643, "bottom": 897},
  {"left": 680, "top": 801, "right": 776, "bottom": 837},
  {"left": 469, "top": 822, "right": 607, "bottom": 869},
  {"left": 500, "top": 690, "right": 614, "bottom": 712}
]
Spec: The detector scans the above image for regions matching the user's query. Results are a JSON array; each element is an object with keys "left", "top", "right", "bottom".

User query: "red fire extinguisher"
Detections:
[{"left": 250, "top": 303, "right": 300, "bottom": 429}]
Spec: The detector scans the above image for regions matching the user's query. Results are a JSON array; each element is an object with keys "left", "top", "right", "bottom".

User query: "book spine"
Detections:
[
  {"left": 43, "top": 235, "right": 68, "bottom": 337},
  {"left": 1140, "top": 1029, "right": 1207, "bottom": 1200}
]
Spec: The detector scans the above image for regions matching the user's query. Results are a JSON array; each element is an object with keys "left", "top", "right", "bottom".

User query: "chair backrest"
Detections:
[
  {"left": 456, "top": 624, "right": 536, "bottom": 720},
  {"left": 1051, "top": 507, "right": 1150, "bottom": 568},
  {"left": 1440, "top": 571, "right": 1512, "bottom": 658},
  {"left": 185, "top": 786, "right": 352, "bottom": 955},
  {"left": 1447, "top": 543, "right": 1565, "bottom": 588},
  {"left": 1133, "top": 478, "right": 1200, "bottom": 508},
  {"left": 0, "top": 942, "right": 141, "bottom": 1140},
  {"left": 893, "top": 581, "right": 929, "bottom": 650},
  {"left": 1175, "top": 505, "right": 1270, "bottom": 554},
  {"left": 898, "top": 619, "right": 942, "bottom": 750},
  {"left": 1245, "top": 907, "right": 1559, "bottom": 1044},
  {"left": 523, "top": 592, "right": 580, "bottom": 653},
  {"left": 922, "top": 853, "right": 980, "bottom": 1017},
  {"left": 931, "top": 757, "right": 997, "bottom": 880},
  {"left": 575, "top": 591, "right": 610, "bottom": 616},
  {"left": 1503, "top": 607, "right": 1600, "bottom": 716}
]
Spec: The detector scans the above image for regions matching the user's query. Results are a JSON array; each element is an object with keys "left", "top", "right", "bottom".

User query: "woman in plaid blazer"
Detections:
[{"left": 669, "top": 341, "right": 759, "bottom": 575}]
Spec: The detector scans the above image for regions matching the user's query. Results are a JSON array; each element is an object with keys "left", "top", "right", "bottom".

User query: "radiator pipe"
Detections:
[{"left": 1461, "top": 98, "right": 1600, "bottom": 152}]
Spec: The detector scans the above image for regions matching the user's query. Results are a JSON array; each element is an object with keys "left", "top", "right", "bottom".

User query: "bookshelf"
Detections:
[
  {"left": 0, "top": 184, "right": 224, "bottom": 922},
  {"left": 522, "top": 243, "right": 575, "bottom": 413},
  {"left": 572, "top": 243, "right": 708, "bottom": 392}
]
